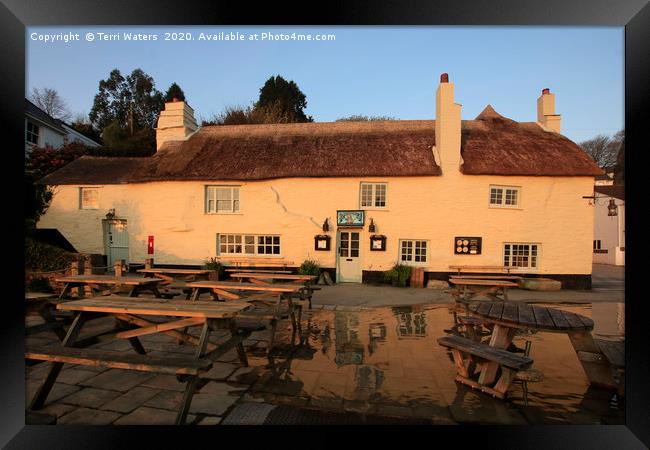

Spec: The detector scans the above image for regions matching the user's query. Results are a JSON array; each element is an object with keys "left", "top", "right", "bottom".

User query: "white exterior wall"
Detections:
[
  {"left": 593, "top": 195, "right": 625, "bottom": 266},
  {"left": 39, "top": 174, "right": 595, "bottom": 275}
]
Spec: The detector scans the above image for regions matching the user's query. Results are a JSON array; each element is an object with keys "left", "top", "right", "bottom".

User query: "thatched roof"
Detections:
[
  {"left": 40, "top": 107, "right": 602, "bottom": 185},
  {"left": 460, "top": 106, "right": 603, "bottom": 176}
]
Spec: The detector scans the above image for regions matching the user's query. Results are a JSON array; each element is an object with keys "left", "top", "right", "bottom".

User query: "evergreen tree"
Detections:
[{"left": 164, "top": 82, "right": 186, "bottom": 102}]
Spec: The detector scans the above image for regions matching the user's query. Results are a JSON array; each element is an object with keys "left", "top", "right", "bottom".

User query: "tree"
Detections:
[
  {"left": 165, "top": 82, "right": 185, "bottom": 102},
  {"left": 579, "top": 130, "right": 623, "bottom": 169},
  {"left": 256, "top": 75, "right": 313, "bottom": 123},
  {"left": 336, "top": 115, "right": 397, "bottom": 122},
  {"left": 89, "top": 68, "right": 164, "bottom": 153},
  {"left": 69, "top": 113, "right": 103, "bottom": 144},
  {"left": 614, "top": 133, "right": 625, "bottom": 185},
  {"left": 30, "top": 87, "right": 72, "bottom": 121}
]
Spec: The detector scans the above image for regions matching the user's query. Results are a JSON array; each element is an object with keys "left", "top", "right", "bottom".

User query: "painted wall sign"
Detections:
[
  {"left": 148, "top": 235, "right": 154, "bottom": 254},
  {"left": 454, "top": 237, "right": 482, "bottom": 255},
  {"left": 336, "top": 210, "right": 365, "bottom": 227}
]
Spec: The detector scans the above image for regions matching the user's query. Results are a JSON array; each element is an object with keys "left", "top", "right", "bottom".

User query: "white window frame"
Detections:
[
  {"left": 26, "top": 121, "right": 40, "bottom": 146},
  {"left": 489, "top": 185, "right": 521, "bottom": 208},
  {"left": 359, "top": 182, "right": 388, "bottom": 209},
  {"left": 503, "top": 242, "right": 539, "bottom": 271},
  {"left": 206, "top": 185, "right": 240, "bottom": 214},
  {"left": 79, "top": 187, "right": 100, "bottom": 210},
  {"left": 398, "top": 239, "right": 428, "bottom": 265},
  {"left": 217, "top": 233, "right": 281, "bottom": 257}
]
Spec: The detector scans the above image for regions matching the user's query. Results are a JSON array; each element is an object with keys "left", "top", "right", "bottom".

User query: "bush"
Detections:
[
  {"left": 26, "top": 277, "right": 54, "bottom": 293},
  {"left": 383, "top": 263, "right": 412, "bottom": 287},
  {"left": 203, "top": 257, "right": 223, "bottom": 276},
  {"left": 25, "top": 238, "right": 76, "bottom": 272},
  {"left": 298, "top": 259, "right": 321, "bottom": 276}
]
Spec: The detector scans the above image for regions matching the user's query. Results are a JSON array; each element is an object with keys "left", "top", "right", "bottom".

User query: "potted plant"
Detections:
[
  {"left": 384, "top": 263, "right": 412, "bottom": 287},
  {"left": 204, "top": 257, "right": 223, "bottom": 281},
  {"left": 298, "top": 259, "right": 321, "bottom": 277}
]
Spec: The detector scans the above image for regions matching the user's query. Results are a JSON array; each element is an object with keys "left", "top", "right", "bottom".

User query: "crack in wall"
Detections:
[{"left": 270, "top": 186, "right": 322, "bottom": 229}]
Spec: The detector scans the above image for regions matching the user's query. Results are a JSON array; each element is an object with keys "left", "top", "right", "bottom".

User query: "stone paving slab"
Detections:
[
  {"left": 26, "top": 381, "right": 81, "bottom": 407},
  {"left": 140, "top": 374, "right": 187, "bottom": 392},
  {"left": 57, "top": 367, "right": 102, "bottom": 385},
  {"left": 80, "top": 369, "right": 155, "bottom": 392},
  {"left": 144, "top": 390, "right": 185, "bottom": 411},
  {"left": 202, "top": 362, "right": 238, "bottom": 380},
  {"left": 188, "top": 391, "right": 241, "bottom": 416},
  {"left": 58, "top": 387, "right": 122, "bottom": 409},
  {"left": 58, "top": 407, "right": 122, "bottom": 425},
  {"left": 113, "top": 406, "right": 196, "bottom": 425},
  {"left": 101, "top": 386, "right": 162, "bottom": 414}
]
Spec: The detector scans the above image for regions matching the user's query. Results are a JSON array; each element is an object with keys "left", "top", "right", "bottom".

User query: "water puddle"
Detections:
[{"left": 239, "top": 302, "right": 624, "bottom": 425}]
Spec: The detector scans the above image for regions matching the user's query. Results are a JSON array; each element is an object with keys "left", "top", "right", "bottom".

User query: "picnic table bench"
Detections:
[
  {"left": 54, "top": 275, "right": 165, "bottom": 299},
  {"left": 459, "top": 301, "right": 616, "bottom": 393},
  {"left": 229, "top": 273, "right": 318, "bottom": 308},
  {"left": 449, "top": 279, "right": 518, "bottom": 302},
  {"left": 26, "top": 296, "right": 252, "bottom": 425},
  {"left": 225, "top": 269, "right": 293, "bottom": 274},
  {"left": 216, "top": 258, "right": 294, "bottom": 268},
  {"left": 449, "top": 265, "right": 515, "bottom": 275}
]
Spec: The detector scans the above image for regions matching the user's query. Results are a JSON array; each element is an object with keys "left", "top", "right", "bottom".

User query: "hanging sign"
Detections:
[
  {"left": 336, "top": 210, "right": 365, "bottom": 227},
  {"left": 454, "top": 237, "right": 482, "bottom": 255}
]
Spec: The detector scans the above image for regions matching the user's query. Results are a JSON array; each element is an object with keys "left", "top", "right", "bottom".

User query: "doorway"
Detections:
[
  {"left": 102, "top": 218, "right": 129, "bottom": 268},
  {"left": 337, "top": 230, "right": 362, "bottom": 282}
]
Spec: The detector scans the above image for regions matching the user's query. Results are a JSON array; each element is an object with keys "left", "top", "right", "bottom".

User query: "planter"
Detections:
[
  {"left": 517, "top": 278, "right": 562, "bottom": 291},
  {"left": 207, "top": 270, "right": 220, "bottom": 281}
]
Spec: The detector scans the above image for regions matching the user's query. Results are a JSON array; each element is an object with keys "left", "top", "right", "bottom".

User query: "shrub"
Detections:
[
  {"left": 26, "top": 277, "right": 54, "bottom": 293},
  {"left": 25, "top": 238, "right": 76, "bottom": 272},
  {"left": 383, "top": 263, "right": 412, "bottom": 287},
  {"left": 203, "top": 257, "right": 223, "bottom": 275},
  {"left": 298, "top": 259, "right": 321, "bottom": 276}
]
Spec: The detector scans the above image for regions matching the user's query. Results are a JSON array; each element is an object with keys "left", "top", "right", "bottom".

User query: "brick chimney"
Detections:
[
  {"left": 537, "top": 88, "right": 561, "bottom": 133},
  {"left": 434, "top": 73, "right": 462, "bottom": 171},
  {"left": 155, "top": 98, "right": 198, "bottom": 150}
]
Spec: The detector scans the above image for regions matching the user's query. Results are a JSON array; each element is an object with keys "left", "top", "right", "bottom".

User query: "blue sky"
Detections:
[{"left": 27, "top": 26, "right": 623, "bottom": 143}]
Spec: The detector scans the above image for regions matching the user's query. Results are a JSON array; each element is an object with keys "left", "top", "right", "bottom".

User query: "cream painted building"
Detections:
[{"left": 38, "top": 75, "right": 603, "bottom": 288}]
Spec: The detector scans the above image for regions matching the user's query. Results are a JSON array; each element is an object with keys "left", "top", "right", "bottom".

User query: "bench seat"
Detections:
[
  {"left": 26, "top": 346, "right": 213, "bottom": 376},
  {"left": 438, "top": 335, "right": 532, "bottom": 370}
]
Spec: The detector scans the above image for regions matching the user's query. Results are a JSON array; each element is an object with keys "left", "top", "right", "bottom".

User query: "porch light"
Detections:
[
  {"left": 322, "top": 218, "right": 329, "bottom": 232},
  {"left": 369, "top": 218, "right": 376, "bottom": 233},
  {"left": 608, "top": 199, "right": 618, "bottom": 216},
  {"left": 105, "top": 209, "right": 116, "bottom": 219}
]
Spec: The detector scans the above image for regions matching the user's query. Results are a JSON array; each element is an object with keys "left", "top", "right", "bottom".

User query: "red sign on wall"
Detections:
[{"left": 148, "top": 236, "right": 154, "bottom": 254}]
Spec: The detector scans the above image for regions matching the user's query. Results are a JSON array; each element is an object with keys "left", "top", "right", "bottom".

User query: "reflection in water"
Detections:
[{"left": 245, "top": 302, "right": 624, "bottom": 425}]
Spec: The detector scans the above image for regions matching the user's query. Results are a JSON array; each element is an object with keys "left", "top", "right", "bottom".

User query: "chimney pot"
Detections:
[
  {"left": 172, "top": 97, "right": 179, "bottom": 102},
  {"left": 440, "top": 73, "right": 449, "bottom": 83},
  {"left": 542, "top": 88, "right": 550, "bottom": 95}
]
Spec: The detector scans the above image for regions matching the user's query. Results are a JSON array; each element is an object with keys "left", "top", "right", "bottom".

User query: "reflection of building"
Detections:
[
  {"left": 355, "top": 365, "right": 385, "bottom": 396},
  {"left": 334, "top": 312, "right": 364, "bottom": 366},
  {"left": 368, "top": 323, "right": 387, "bottom": 355},
  {"left": 392, "top": 306, "right": 427, "bottom": 339}
]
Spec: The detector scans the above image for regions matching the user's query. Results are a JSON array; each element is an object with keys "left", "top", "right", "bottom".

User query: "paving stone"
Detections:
[
  {"left": 26, "top": 382, "right": 81, "bottom": 407},
  {"left": 198, "top": 381, "right": 247, "bottom": 397},
  {"left": 57, "top": 367, "right": 101, "bottom": 385},
  {"left": 58, "top": 407, "right": 121, "bottom": 425},
  {"left": 188, "top": 391, "right": 240, "bottom": 416},
  {"left": 215, "top": 348, "right": 240, "bottom": 363},
  {"left": 113, "top": 406, "right": 196, "bottom": 425},
  {"left": 59, "top": 387, "right": 122, "bottom": 408},
  {"left": 198, "top": 416, "right": 223, "bottom": 425},
  {"left": 80, "top": 369, "right": 154, "bottom": 392},
  {"left": 101, "top": 386, "right": 161, "bottom": 413},
  {"left": 227, "top": 366, "right": 257, "bottom": 384},
  {"left": 202, "top": 362, "right": 238, "bottom": 381},
  {"left": 140, "top": 374, "right": 186, "bottom": 392},
  {"left": 144, "top": 390, "right": 185, "bottom": 410},
  {"left": 38, "top": 403, "right": 77, "bottom": 419}
]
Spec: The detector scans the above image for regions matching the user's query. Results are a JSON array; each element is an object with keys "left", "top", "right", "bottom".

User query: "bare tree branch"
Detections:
[{"left": 30, "top": 87, "right": 72, "bottom": 122}]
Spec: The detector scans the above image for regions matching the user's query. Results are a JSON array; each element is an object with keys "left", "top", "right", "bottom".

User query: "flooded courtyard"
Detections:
[{"left": 26, "top": 301, "right": 624, "bottom": 425}]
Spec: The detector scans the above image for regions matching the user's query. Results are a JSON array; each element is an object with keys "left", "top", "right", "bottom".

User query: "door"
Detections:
[
  {"left": 103, "top": 219, "right": 129, "bottom": 267},
  {"left": 337, "top": 230, "right": 362, "bottom": 282}
]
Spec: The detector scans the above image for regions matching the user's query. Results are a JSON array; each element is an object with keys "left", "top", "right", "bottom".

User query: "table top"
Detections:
[
  {"left": 450, "top": 275, "right": 523, "bottom": 280},
  {"left": 25, "top": 292, "right": 58, "bottom": 301},
  {"left": 137, "top": 268, "right": 211, "bottom": 275},
  {"left": 224, "top": 269, "right": 293, "bottom": 274},
  {"left": 449, "top": 265, "right": 509, "bottom": 271},
  {"left": 449, "top": 279, "right": 518, "bottom": 287},
  {"left": 187, "top": 280, "right": 303, "bottom": 293},
  {"left": 229, "top": 273, "right": 317, "bottom": 281},
  {"left": 467, "top": 301, "right": 594, "bottom": 332},
  {"left": 54, "top": 275, "right": 164, "bottom": 285},
  {"left": 56, "top": 296, "right": 251, "bottom": 318}
]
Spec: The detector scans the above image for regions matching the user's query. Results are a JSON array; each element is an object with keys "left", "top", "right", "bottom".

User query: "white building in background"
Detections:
[
  {"left": 593, "top": 185, "right": 624, "bottom": 266},
  {"left": 25, "top": 99, "right": 101, "bottom": 155}
]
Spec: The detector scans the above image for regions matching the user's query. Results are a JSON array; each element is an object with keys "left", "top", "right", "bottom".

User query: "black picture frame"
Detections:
[
  {"left": 454, "top": 236, "right": 482, "bottom": 255},
  {"left": 370, "top": 235, "right": 386, "bottom": 251},
  {"left": 314, "top": 234, "right": 331, "bottom": 251},
  {"left": 5, "top": 0, "right": 648, "bottom": 448}
]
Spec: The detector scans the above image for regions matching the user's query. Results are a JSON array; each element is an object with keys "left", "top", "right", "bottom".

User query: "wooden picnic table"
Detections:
[
  {"left": 54, "top": 275, "right": 165, "bottom": 299},
  {"left": 449, "top": 278, "right": 518, "bottom": 302},
  {"left": 450, "top": 275, "right": 523, "bottom": 281},
  {"left": 225, "top": 269, "right": 293, "bottom": 274},
  {"left": 186, "top": 280, "right": 305, "bottom": 335},
  {"left": 465, "top": 301, "right": 616, "bottom": 392},
  {"left": 137, "top": 268, "right": 212, "bottom": 284},
  {"left": 26, "top": 296, "right": 252, "bottom": 425},
  {"left": 449, "top": 265, "right": 514, "bottom": 275},
  {"left": 229, "top": 273, "right": 318, "bottom": 308}
]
